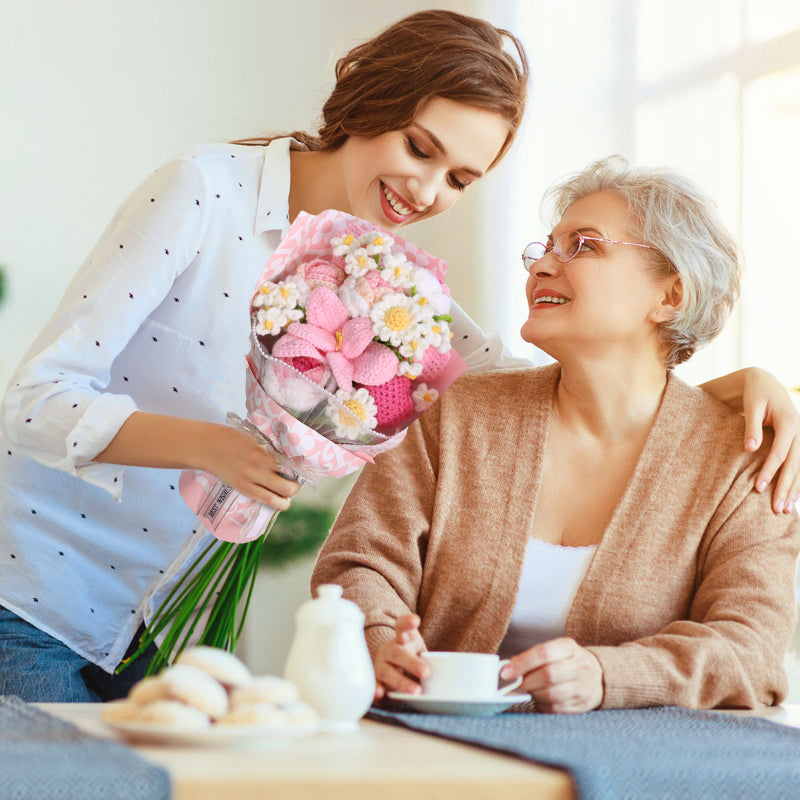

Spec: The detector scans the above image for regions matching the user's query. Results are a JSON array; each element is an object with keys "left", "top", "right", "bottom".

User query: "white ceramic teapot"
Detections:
[{"left": 284, "top": 583, "right": 375, "bottom": 730}]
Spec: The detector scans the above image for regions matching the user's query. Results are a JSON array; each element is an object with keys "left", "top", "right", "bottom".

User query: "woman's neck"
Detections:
[
  {"left": 288, "top": 148, "right": 348, "bottom": 222},
  {"left": 553, "top": 356, "right": 669, "bottom": 445}
]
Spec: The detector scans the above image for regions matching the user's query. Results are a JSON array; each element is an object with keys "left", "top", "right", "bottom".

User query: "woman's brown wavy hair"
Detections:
[{"left": 234, "top": 10, "right": 529, "bottom": 169}]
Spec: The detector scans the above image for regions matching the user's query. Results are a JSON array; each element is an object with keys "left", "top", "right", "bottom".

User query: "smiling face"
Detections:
[
  {"left": 336, "top": 97, "right": 509, "bottom": 231},
  {"left": 521, "top": 191, "right": 677, "bottom": 363}
]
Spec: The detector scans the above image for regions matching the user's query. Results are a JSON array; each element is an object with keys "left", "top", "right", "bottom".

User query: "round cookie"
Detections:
[
  {"left": 100, "top": 699, "right": 142, "bottom": 724},
  {"left": 136, "top": 699, "right": 211, "bottom": 730},
  {"left": 217, "top": 702, "right": 288, "bottom": 728},
  {"left": 230, "top": 675, "right": 299, "bottom": 708},
  {"left": 176, "top": 645, "right": 253, "bottom": 689},
  {"left": 128, "top": 674, "right": 168, "bottom": 705},
  {"left": 160, "top": 664, "right": 229, "bottom": 719}
]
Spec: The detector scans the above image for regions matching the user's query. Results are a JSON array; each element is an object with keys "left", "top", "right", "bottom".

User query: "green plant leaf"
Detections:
[{"left": 259, "top": 505, "right": 335, "bottom": 569}]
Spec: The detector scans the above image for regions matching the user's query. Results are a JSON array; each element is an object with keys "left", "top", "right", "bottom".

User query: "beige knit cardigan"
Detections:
[{"left": 312, "top": 364, "right": 800, "bottom": 709}]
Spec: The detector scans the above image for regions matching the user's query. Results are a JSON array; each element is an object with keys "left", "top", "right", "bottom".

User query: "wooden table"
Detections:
[
  {"left": 40, "top": 703, "right": 800, "bottom": 800},
  {"left": 39, "top": 703, "right": 575, "bottom": 800}
]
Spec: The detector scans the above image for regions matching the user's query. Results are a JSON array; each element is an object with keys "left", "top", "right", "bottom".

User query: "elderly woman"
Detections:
[{"left": 311, "top": 156, "right": 800, "bottom": 714}]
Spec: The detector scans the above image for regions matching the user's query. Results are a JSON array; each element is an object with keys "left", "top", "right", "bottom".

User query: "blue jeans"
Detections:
[{"left": 0, "top": 606, "right": 159, "bottom": 702}]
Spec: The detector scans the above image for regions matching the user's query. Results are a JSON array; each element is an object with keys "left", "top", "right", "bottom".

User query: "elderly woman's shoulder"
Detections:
[
  {"left": 449, "top": 363, "right": 559, "bottom": 401},
  {"left": 665, "top": 371, "right": 758, "bottom": 459}
]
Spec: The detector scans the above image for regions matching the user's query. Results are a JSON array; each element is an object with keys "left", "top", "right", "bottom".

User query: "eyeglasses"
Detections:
[{"left": 521, "top": 231, "right": 654, "bottom": 272}]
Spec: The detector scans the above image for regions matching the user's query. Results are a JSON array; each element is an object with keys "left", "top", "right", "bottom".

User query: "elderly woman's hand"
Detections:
[
  {"left": 373, "top": 614, "right": 429, "bottom": 701},
  {"left": 501, "top": 637, "right": 603, "bottom": 714}
]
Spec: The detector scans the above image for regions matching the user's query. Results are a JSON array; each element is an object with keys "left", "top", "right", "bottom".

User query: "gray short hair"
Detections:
[{"left": 543, "top": 155, "right": 741, "bottom": 368}]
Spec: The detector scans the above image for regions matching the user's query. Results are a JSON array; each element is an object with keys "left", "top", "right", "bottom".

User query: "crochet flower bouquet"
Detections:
[{"left": 123, "top": 210, "right": 465, "bottom": 673}]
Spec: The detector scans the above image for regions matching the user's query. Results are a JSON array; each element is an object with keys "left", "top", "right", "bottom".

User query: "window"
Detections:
[{"left": 497, "top": 0, "right": 800, "bottom": 389}]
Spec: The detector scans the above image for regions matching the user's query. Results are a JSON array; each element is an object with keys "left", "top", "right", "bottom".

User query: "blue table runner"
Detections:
[
  {"left": 369, "top": 705, "right": 800, "bottom": 800},
  {"left": 0, "top": 695, "right": 170, "bottom": 800}
]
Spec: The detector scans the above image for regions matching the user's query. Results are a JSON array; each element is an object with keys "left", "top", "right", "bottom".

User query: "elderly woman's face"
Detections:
[{"left": 520, "top": 191, "right": 671, "bottom": 358}]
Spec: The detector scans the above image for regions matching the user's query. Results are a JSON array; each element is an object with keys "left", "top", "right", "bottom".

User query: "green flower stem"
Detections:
[{"left": 117, "top": 511, "right": 282, "bottom": 676}]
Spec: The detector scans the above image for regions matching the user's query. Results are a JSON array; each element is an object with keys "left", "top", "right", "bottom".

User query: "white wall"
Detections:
[
  {"left": 1, "top": 0, "right": 522, "bottom": 391},
  {"left": 0, "top": 0, "right": 525, "bottom": 673}
]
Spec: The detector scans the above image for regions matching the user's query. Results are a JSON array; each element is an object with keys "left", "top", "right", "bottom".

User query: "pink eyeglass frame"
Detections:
[{"left": 522, "top": 232, "right": 654, "bottom": 271}]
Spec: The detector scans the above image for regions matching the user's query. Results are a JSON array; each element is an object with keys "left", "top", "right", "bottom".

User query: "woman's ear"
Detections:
[{"left": 650, "top": 274, "right": 683, "bottom": 323}]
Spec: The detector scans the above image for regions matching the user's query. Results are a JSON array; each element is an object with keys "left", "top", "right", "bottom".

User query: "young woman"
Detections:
[
  {"left": 0, "top": 11, "right": 795, "bottom": 702},
  {"left": 312, "top": 156, "right": 800, "bottom": 713}
]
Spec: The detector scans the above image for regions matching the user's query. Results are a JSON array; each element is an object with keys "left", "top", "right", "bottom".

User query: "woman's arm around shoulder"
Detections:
[{"left": 701, "top": 367, "right": 800, "bottom": 512}]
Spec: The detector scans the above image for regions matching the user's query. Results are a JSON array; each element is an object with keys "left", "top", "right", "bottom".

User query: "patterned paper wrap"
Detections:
[
  {"left": 179, "top": 209, "right": 466, "bottom": 544},
  {"left": 179, "top": 356, "right": 409, "bottom": 543}
]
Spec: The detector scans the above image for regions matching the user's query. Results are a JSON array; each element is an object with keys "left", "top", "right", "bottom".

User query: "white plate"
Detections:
[
  {"left": 386, "top": 692, "right": 531, "bottom": 716},
  {"left": 105, "top": 719, "right": 320, "bottom": 748}
]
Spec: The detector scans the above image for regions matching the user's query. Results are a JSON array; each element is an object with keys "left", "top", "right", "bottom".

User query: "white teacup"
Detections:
[{"left": 420, "top": 652, "right": 523, "bottom": 700}]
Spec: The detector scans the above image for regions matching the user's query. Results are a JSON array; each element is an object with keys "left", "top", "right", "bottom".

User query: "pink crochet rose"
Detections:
[{"left": 296, "top": 257, "right": 346, "bottom": 290}]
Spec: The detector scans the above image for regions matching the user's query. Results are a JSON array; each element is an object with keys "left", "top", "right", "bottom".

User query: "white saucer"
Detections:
[{"left": 386, "top": 692, "right": 530, "bottom": 716}]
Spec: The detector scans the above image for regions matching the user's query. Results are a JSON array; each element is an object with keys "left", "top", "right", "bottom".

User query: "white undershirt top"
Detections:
[{"left": 499, "top": 538, "right": 597, "bottom": 658}]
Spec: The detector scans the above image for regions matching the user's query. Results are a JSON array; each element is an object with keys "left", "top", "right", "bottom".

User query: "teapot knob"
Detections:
[{"left": 316, "top": 584, "right": 344, "bottom": 601}]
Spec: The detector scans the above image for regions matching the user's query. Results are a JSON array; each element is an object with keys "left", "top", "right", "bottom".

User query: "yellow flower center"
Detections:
[
  {"left": 279, "top": 286, "right": 290, "bottom": 299},
  {"left": 432, "top": 325, "right": 441, "bottom": 334},
  {"left": 343, "top": 234, "right": 354, "bottom": 246},
  {"left": 417, "top": 296, "right": 428, "bottom": 306},
  {"left": 259, "top": 284, "right": 270, "bottom": 294},
  {"left": 263, "top": 320, "right": 274, "bottom": 331},
  {"left": 357, "top": 255, "right": 367, "bottom": 268},
  {"left": 423, "top": 392, "right": 434, "bottom": 402},
  {"left": 384, "top": 307, "right": 411, "bottom": 331},
  {"left": 373, "top": 236, "right": 384, "bottom": 247},
  {"left": 341, "top": 399, "right": 366, "bottom": 422},
  {"left": 335, "top": 329, "right": 343, "bottom": 351}
]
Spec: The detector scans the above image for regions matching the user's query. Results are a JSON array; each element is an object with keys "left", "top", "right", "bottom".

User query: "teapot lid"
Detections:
[{"left": 296, "top": 584, "right": 365, "bottom": 625}]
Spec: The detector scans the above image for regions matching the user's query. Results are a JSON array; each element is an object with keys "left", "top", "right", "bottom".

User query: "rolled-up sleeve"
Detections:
[
  {"left": 1, "top": 156, "right": 210, "bottom": 497},
  {"left": 448, "top": 298, "right": 532, "bottom": 372}
]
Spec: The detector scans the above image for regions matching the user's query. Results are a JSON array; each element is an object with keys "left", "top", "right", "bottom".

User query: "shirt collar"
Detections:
[{"left": 254, "top": 137, "right": 295, "bottom": 237}]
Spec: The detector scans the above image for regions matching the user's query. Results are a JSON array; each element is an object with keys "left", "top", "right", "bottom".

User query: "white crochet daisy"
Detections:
[
  {"left": 398, "top": 359, "right": 424, "bottom": 379},
  {"left": 370, "top": 292, "right": 424, "bottom": 348},
  {"left": 381, "top": 253, "right": 415, "bottom": 289},
  {"left": 419, "top": 317, "right": 453, "bottom": 353},
  {"left": 331, "top": 232, "right": 359, "bottom": 257},
  {"left": 410, "top": 268, "right": 450, "bottom": 315},
  {"left": 256, "top": 306, "right": 293, "bottom": 337},
  {"left": 361, "top": 231, "right": 394, "bottom": 256},
  {"left": 344, "top": 248, "right": 374, "bottom": 277},
  {"left": 325, "top": 388, "right": 378, "bottom": 439}
]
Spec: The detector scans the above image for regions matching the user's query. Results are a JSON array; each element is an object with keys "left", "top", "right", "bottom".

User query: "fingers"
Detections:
[
  {"left": 752, "top": 408, "right": 800, "bottom": 513},
  {"left": 231, "top": 450, "right": 302, "bottom": 510},
  {"left": 502, "top": 638, "right": 603, "bottom": 714},
  {"left": 374, "top": 641, "right": 429, "bottom": 695},
  {"left": 374, "top": 616, "right": 429, "bottom": 696},
  {"left": 203, "top": 426, "right": 302, "bottom": 508},
  {"left": 764, "top": 440, "right": 800, "bottom": 514},
  {"left": 395, "top": 614, "right": 425, "bottom": 650},
  {"left": 742, "top": 400, "right": 766, "bottom": 454}
]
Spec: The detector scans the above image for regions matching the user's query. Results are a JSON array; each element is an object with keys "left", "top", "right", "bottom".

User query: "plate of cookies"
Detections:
[{"left": 101, "top": 645, "right": 320, "bottom": 747}]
